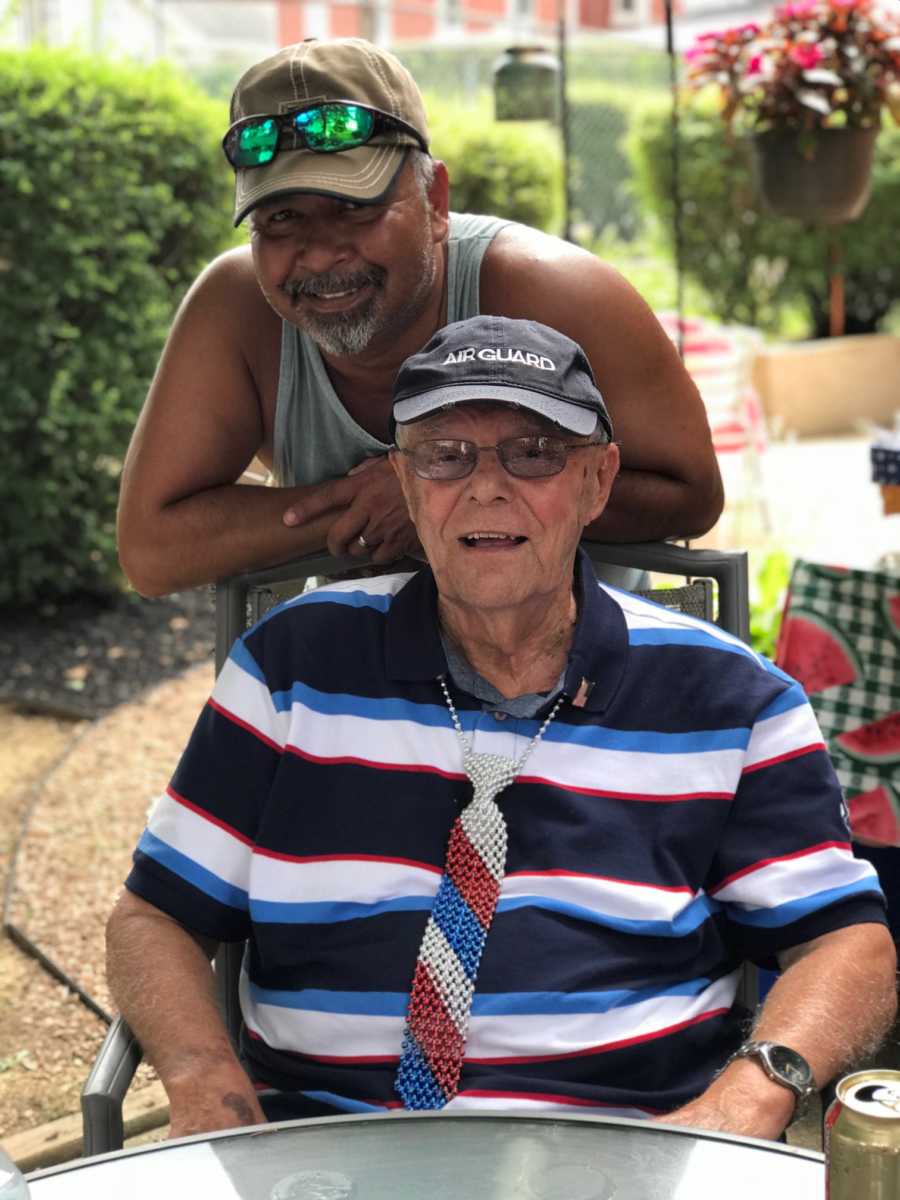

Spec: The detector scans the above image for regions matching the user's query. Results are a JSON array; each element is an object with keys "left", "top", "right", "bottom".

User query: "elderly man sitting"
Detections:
[{"left": 107, "top": 315, "right": 895, "bottom": 1143}]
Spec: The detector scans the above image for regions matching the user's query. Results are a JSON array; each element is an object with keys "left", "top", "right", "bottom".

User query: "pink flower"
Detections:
[
  {"left": 777, "top": 1, "right": 817, "bottom": 18},
  {"left": 745, "top": 52, "right": 766, "bottom": 77},
  {"left": 789, "top": 42, "right": 825, "bottom": 67}
]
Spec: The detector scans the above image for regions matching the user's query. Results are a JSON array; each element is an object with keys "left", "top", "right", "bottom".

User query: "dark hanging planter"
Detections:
[{"left": 748, "top": 127, "right": 878, "bottom": 225}]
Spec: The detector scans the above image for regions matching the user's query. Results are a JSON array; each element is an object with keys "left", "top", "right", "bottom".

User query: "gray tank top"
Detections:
[{"left": 271, "top": 210, "right": 642, "bottom": 590}]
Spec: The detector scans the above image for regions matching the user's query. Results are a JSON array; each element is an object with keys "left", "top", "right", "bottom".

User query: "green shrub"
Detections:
[
  {"left": 628, "top": 97, "right": 900, "bottom": 336},
  {"left": 425, "top": 92, "right": 563, "bottom": 232},
  {"left": 0, "top": 47, "right": 234, "bottom": 606}
]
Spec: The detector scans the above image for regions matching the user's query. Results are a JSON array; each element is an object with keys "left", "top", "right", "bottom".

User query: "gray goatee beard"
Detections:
[
  {"left": 285, "top": 267, "right": 386, "bottom": 357},
  {"left": 284, "top": 243, "right": 436, "bottom": 357}
]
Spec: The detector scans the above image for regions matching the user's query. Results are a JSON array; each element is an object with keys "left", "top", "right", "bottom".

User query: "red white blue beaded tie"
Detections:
[{"left": 395, "top": 677, "right": 563, "bottom": 1110}]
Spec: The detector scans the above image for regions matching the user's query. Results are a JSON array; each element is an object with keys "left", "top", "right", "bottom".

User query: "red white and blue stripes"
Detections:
[
  {"left": 396, "top": 766, "right": 510, "bottom": 1108},
  {"left": 123, "top": 555, "right": 887, "bottom": 1119}
]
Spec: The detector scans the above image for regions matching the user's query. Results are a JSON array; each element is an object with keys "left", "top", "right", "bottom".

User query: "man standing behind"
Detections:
[
  {"left": 107, "top": 316, "right": 894, "bottom": 1141},
  {"left": 116, "top": 38, "right": 723, "bottom": 597}
]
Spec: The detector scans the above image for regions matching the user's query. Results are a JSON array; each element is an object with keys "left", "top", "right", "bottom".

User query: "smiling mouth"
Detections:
[
  {"left": 296, "top": 281, "right": 373, "bottom": 310},
  {"left": 286, "top": 269, "right": 383, "bottom": 309},
  {"left": 317, "top": 287, "right": 359, "bottom": 300},
  {"left": 460, "top": 532, "right": 528, "bottom": 549}
]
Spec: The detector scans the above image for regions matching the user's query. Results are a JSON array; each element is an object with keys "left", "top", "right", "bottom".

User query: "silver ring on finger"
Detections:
[{"left": 357, "top": 534, "right": 369, "bottom": 549}]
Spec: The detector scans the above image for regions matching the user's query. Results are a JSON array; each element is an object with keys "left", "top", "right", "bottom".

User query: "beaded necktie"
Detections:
[{"left": 395, "top": 677, "right": 564, "bottom": 1110}]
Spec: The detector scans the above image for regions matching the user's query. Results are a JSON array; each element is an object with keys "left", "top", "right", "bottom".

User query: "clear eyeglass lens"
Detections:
[
  {"left": 412, "top": 437, "right": 570, "bottom": 479},
  {"left": 501, "top": 436, "right": 567, "bottom": 477},
  {"left": 413, "top": 441, "right": 477, "bottom": 479}
]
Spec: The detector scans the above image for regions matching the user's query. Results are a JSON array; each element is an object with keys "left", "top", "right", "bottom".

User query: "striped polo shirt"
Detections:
[{"left": 126, "top": 549, "right": 885, "bottom": 1119}]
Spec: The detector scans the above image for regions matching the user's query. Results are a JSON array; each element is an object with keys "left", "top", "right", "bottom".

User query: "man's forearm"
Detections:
[
  {"left": 584, "top": 466, "right": 724, "bottom": 544},
  {"left": 118, "top": 481, "right": 339, "bottom": 597},
  {"left": 106, "top": 892, "right": 265, "bottom": 1136},
  {"left": 749, "top": 924, "right": 897, "bottom": 1089},
  {"left": 663, "top": 924, "right": 897, "bottom": 1140}
]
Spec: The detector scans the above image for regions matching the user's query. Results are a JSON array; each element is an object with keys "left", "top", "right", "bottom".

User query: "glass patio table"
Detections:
[{"left": 26, "top": 1112, "right": 824, "bottom": 1200}]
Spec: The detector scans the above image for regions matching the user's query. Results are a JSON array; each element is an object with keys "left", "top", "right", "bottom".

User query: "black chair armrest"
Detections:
[{"left": 80, "top": 1015, "right": 143, "bottom": 1156}]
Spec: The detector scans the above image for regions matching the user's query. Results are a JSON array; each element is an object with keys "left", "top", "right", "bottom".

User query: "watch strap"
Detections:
[{"left": 726, "top": 1040, "right": 816, "bottom": 1120}]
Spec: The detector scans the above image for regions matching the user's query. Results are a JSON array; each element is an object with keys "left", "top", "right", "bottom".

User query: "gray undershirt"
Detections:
[{"left": 440, "top": 631, "right": 564, "bottom": 720}]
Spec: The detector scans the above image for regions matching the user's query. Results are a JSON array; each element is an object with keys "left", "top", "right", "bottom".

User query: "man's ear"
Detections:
[
  {"left": 389, "top": 446, "right": 415, "bottom": 511},
  {"left": 586, "top": 442, "right": 620, "bottom": 526},
  {"left": 427, "top": 160, "right": 450, "bottom": 243}
]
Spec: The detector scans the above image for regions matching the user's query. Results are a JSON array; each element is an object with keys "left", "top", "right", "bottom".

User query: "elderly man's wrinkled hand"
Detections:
[
  {"left": 283, "top": 454, "right": 423, "bottom": 564},
  {"left": 656, "top": 1062, "right": 796, "bottom": 1143}
]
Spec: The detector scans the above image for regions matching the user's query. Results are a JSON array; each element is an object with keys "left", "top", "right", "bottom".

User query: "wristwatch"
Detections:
[{"left": 727, "top": 1040, "right": 817, "bottom": 1119}]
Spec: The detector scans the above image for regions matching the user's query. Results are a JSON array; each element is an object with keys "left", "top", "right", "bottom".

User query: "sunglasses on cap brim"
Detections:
[{"left": 222, "top": 100, "right": 428, "bottom": 170}]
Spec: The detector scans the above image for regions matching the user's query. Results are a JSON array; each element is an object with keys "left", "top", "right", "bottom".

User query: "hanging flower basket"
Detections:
[
  {"left": 684, "top": 0, "right": 900, "bottom": 223},
  {"left": 749, "top": 126, "right": 878, "bottom": 224}
]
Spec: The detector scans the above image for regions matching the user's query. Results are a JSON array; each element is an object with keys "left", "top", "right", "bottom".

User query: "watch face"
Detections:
[{"left": 768, "top": 1044, "right": 812, "bottom": 1088}]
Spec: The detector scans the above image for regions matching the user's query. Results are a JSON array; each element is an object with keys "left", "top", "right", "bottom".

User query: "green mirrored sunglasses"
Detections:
[{"left": 222, "top": 100, "right": 427, "bottom": 170}]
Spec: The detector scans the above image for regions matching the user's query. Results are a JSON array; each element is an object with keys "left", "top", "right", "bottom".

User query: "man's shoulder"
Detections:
[
  {"left": 601, "top": 581, "right": 770, "bottom": 670},
  {"left": 234, "top": 570, "right": 424, "bottom": 697},
  {"left": 479, "top": 221, "right": 628, "bottom": 325},
  {"left": 189, "top": 244, "right": 267, "bottom": 310},
  {"left": 249, "top": 571, "right": 418, "bottom": 640},
  {"left": 174, "top": 243, "right": 278, "bottom": 350}
]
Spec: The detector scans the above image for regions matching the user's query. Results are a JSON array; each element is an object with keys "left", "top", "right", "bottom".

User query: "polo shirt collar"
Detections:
[{"left": 385, "top": 545, "right": 628, "bottom": 714}]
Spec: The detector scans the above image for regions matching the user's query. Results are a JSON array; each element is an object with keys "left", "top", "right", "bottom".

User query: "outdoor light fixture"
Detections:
[
  {"left": 492, "top": 44, "right": 560, "bottom": 123},
  {"left": 492, "top": 25, "right": 572, "bottom": 240}
]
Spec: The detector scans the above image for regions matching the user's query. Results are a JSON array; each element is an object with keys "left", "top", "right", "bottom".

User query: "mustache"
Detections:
[{"left": 284, "top": 266, "right": 386, "bottom": 303}]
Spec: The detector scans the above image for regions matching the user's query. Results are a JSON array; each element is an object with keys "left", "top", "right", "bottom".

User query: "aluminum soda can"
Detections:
[{"left": 825, "top": 1069, "right": 900, "bottom": 1199}]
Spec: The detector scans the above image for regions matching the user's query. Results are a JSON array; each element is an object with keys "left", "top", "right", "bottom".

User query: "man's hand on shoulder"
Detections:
[{"left": 283, "top": 454, "right": 423, "bottom": 564}]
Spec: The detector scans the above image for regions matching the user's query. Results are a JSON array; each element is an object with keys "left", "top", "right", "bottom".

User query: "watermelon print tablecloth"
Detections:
[{"left": 776, "top": 560, "right": 900, "bottom": 847}]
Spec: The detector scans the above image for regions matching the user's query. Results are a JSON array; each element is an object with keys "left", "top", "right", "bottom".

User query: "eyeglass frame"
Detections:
[
  {"left": 392, "top": 434, "right": 610, "bottom": 481},
  {"left": 222, "top": 99, "right": 429, "bottom": 170}
]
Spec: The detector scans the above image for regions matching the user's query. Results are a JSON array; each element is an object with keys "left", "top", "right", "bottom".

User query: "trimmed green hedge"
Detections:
[
  {"left": 628, "top": 97, "right": 900, "bottom": 335},
  {"left": 0, "top": 47, "right": 234, "bottom": 605},
  {"left": 425, "top": 93, "right": 563, "bottom": 232}
]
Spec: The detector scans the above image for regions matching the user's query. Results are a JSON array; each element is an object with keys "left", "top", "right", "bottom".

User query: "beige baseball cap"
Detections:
[{"left": 228, "top": 38, "right": 431, "bottom": 226}]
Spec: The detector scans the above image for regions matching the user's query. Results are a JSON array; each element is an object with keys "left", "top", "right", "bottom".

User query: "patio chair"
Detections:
[
  {"left": 81, "top": 540, "right": 751, "bottom": 1156},
  {"left": 656, "top": 312, "right": 771, "bottom": 543}
]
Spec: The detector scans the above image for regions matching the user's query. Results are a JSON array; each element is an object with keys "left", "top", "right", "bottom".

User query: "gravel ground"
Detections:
[
  {"left": 0, "top": 586, "right": 217, "bottom": 1143},
  {"left": 0, "top": 586, "right": 216, "bottom": 721}
]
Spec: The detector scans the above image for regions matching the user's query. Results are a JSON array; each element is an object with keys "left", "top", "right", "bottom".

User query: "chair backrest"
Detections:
[
  {"left": 214, "top": 541, "right": 750, "bottom": 673},
  {"left": 212, "top": 541, "right": 753, "bottom": 1040}
]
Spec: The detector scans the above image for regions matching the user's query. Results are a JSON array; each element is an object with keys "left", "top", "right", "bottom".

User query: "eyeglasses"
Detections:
[
  {"left": 222, "top": 100, "right": 428, "bottom": 169},
  {"left": 397, "top": 436, "right": 605, "bottom": 481}
]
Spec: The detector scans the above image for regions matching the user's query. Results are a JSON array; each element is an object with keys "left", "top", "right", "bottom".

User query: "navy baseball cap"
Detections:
[{"left": 392, "top": 316, "right": 613, "bottom": 440}]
